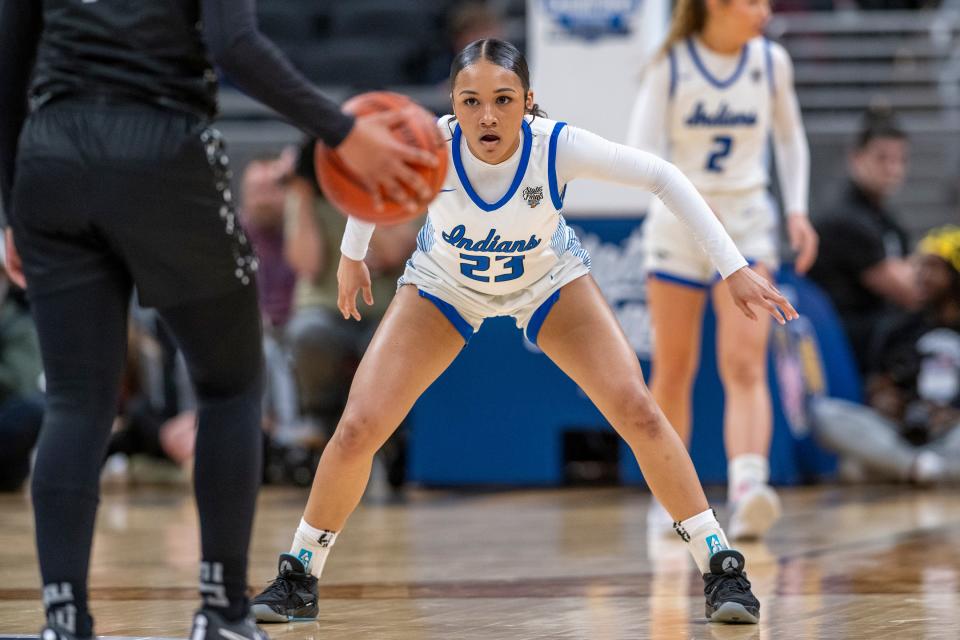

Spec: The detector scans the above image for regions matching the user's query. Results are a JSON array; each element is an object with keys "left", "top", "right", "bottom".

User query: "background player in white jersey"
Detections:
[
  {"left": 251, "top": 39, "right": 798, "bottom": 626},
  {"left": 627, "top": 0, "right": 819, "bottom": 540}
]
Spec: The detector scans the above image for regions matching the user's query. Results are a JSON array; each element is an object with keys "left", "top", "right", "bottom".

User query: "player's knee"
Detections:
[
  {"left": 193, "top": 352, "right": 265, "bottom": 403},
  {"left": 719, "top": 351, "right": 765, "bottom": 388},
  {"left": 651, "top": 352, "right": 698, "bottom": 388},
  {"left": 618, "top": 387, "right": 665, "bottom": 441},
  {"left": 331, "top": 411, "right": 384, "bottom": 459}
]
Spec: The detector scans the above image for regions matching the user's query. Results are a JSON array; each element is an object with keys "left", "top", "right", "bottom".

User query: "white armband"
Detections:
[{"left": 340, "top": 216, "right": 376, "bottom": 261}]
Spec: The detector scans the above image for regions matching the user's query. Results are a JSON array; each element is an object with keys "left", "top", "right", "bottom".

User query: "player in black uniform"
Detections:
[{"left": 0, "top": 2, "right": 438, "bottom": 640}]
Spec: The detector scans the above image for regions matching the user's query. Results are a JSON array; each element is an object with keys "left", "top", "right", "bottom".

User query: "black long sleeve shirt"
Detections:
[{"left": 0, "top": 0, "right": 355, "bottom": 223}]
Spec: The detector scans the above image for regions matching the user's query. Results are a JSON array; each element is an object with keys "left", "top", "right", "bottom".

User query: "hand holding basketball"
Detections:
[{"left": 318, "top": 92, "right": 448, "bottom": 225}]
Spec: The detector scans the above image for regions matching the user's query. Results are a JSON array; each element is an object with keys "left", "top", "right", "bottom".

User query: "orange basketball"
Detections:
[{"left": 314, "top": 91, "right": 447, "bottom": 225}]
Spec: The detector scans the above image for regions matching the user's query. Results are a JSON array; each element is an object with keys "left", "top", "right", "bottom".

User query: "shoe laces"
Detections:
[
  {"left": 706, "top": 570, "right": 755, "bottom": 602},
  {"left": 261, "top": 572, "right": 306, "bottom": 601}
]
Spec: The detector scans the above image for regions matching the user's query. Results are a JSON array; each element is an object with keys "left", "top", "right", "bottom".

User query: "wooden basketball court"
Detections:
[{"left": 2, "top": 484, "right": 958, "bottom": 639}]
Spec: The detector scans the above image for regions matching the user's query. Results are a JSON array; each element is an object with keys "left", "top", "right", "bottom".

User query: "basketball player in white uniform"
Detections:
[
  {"left": 627, "top": 0, "right": 818, "bottom": 541},
  {"left": 251, "top": 39, "right": 798, "bottom": 626}
]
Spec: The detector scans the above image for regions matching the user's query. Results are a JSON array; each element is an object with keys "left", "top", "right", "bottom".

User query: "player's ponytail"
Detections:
[
  {"left": 662, "top": 0, "right": 707, "bottom": 53},
  {"left": 449, "top": 38, "right": 547, "bottom": 125}
]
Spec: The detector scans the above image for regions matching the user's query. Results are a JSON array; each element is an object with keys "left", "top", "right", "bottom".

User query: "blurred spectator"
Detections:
[
  {"left": 812, "top": 226, "right": 960, "bottom": 484},
  {"left": 856, "top": 0, "right": 940, "bottom": 9},
  {"left": 105, "top": 310, "right": 197, "bottom": 480},
  {"left": 0, "top": 270, "right": 44, "bottom": 492},
  {"left": 808, "top": 108, "right": 921, "bottom": 372},
  {"left": 773, "top": 0, "right": 836, "bottom": 12},
  {"left": 419, "top": 2, "right": 506, "bottom": 85},
  {"left": 283, "top": 139, "right": 419, "bottom": 486},
  {"left": 241, "top": 151, "right": 298, "bottom": 328},
  {"left": 239, "top": 152, "right": 304, "bottom": 440}
]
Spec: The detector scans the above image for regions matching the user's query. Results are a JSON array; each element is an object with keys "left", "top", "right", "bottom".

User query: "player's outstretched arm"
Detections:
[{"left": 725, "top": 266, "right": 798, "bottom": 325}]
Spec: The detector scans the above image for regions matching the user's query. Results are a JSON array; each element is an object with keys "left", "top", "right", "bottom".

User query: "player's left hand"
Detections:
[
  {"left": 4, "top": 228, "right": 26, "bottom": 289},
  {"left": 725, "top": 266, "right": 799, "bottom": 325},
  {"left": 787, "top": 213, "right": 819, "bottom": 275},
  {"left": 337, "top": 254, "right": 374, "bottom": 321}
]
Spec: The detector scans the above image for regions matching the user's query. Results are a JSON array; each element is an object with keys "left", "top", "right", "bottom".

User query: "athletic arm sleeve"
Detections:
[
  {"left": 769, "top": 42, "right": 809, "bottom": 216},
  {"left": 200, "top": 0, "right": 355, "bottom": 148},
  {"left": 624, "top": 54, "right": 671, "bottom": 213},
  {"left": 556, "top": 125, "right": 748, "bottom": 278},
  {"left": 0, "top": 0, "right": 42, "bottom": 227},
  {"left": 340, "top": 217, "right": 376, "bottom": 261}
]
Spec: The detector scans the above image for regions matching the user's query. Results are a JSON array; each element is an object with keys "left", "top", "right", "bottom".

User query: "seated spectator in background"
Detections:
[
  {"left": 105, "top": 310, "right": 197, "bottom": 482},
  {"left": 0, "top": 267, "right": 44, "bottom": 492},
  {"left": 283, "top": 139, "right": 419, "bottom": 487},
  {"left": 241, "top": 151, "right": 298, "bottom": 329},
  {"left": 809, "top": 108, "right": 921, "bottom": 371},
  {"left": 812, "top": 226, "right": 960, "bottom": 484},
  {"left": 239, "top": 152, "right": 303, "bottom": 439},
  {"left": 419, "top": 2, "right": 506, "bottom": 85}
]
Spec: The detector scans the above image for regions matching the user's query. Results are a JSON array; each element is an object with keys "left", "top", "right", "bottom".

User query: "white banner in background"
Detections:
[{"left": 528, "top": 0, "right": 668, "bottom": 216}]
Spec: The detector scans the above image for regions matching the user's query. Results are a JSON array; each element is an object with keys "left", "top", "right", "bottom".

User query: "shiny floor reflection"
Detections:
[{"left": 2, "top": 485, "right": 959, "bottom": 639}]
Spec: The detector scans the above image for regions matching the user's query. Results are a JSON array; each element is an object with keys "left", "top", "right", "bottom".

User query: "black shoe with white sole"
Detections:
[
  {"left": 250, "top": 553, "right": 319, "bottom": 623},
  {"left": 703, "top": 550, "right": 760, "bottom": 624}
]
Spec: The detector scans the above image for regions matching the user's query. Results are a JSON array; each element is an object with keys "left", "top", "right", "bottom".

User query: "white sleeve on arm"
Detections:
[
  {"left": 769, "top": 42, "right": 809, "bottom": 216},
  {"left": 625, "top": 54, "right": 671, "bottom": 212},
  {"left": 340, "top": 216, "right": 376, "bottom": 261},
  {"left": 556, "top": 126, "right": 748, "bottom": 278}
]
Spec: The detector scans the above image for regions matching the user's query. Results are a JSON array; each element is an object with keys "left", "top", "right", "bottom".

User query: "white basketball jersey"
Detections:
[
  {"left": 414, "top": 115, "right": 588, "bottom": 296},
  {"left": 666, "top": 37, "right": 774, "bottom": 193}
]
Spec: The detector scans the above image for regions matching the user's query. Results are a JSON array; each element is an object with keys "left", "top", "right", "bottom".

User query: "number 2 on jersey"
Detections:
[
  {"left": 460, "top": 254, "right": 525, "bottom": 283},
  {"left": 705, "top": 135, "right": 733, "bottom": 173}
]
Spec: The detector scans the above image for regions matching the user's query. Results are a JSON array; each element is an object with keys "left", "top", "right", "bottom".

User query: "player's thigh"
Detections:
[
  {"left": 712, "top": 264, "right": 773, "bottom": 367},
  {"left": 535, "top": 275, "right": 653, "bottom": 423},
  {"left": 646, "top": 276, "right": 708, "bottom": 377},
  {"left": 341, "top": 285, "right": 465, "bottom": 435}
]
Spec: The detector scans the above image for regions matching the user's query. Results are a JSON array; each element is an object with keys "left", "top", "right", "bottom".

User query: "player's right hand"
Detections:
[
  {"left": 336, "top": 109, "right": 441, "bottom": 215},
  {"left": 337, "top": 254, "right": 374, "bottom": 321}
]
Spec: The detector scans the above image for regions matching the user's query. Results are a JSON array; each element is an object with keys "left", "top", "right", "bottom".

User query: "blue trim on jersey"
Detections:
[
  {"left": 416, "top": 218, "right": 436, "bottom": 253},
  {"left": 763, "top": 38, "right": 775, "bottom": 95},
  {"left": 452, "top": 119, "right": 533, "bottom": 212},
  {"left": 686, "top": 38, "right": 749, "bottom": 90},
  {"left": 525, "top": 290, "right": 561, "bottom": 346},
  {"left": 667, "top": 48, "right": 678, "bottom": 98},
  {"left": 649, "top": 270, "right": 709, "bottom": 290},
  {"left": 551, "top": 216, "right": 569, "bottom": 257},
  {"left": 418, "top": 289, "right": 473, "bottom": 342},
  {"left": 548, "top": 121, "right": 568, "bottom": 210}
]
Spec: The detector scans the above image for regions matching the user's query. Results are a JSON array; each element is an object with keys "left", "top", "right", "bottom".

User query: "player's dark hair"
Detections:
[
  {"left": 449, "top": 38, "right": 546, "bottom": 122},
  {"left": 854, "top": 106, "right": 907, "bottom": 151}
]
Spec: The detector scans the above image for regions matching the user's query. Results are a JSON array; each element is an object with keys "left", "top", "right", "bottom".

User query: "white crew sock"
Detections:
[
  {"left": 728, "top": 454, "right": 769, "bottom": 503},
  {"left": 290, "top": 518, "right": 338, "bottom": 579},
  {"left": 676, "top": 508, "right": 730, "bottom": 574}
]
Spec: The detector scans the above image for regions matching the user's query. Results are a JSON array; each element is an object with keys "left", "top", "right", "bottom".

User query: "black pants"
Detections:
[{"left": 10, "top": 97, "right": 265, "bottom": 633}]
